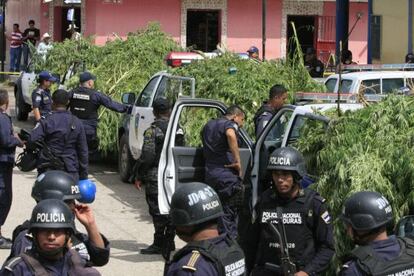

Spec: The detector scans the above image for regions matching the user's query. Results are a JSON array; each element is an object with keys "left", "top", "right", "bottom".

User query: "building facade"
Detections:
[{"left": 5, "top": 0, "right": 368, "bottom": 63}]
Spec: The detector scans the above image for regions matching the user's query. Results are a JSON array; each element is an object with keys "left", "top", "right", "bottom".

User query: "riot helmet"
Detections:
[
  {"left": 341, "top": 191, "right": 393, "bottom": 231},
  {"left": 170, "top": 182, "right": 223, "bottom": 227},
  {"left": 32, "top": 171, "right": 81, "bottom": 202},
  {"left": 267, "top": 147, "right": 307, "bottom": 178},
  {"left": 29, "top": 199, "right": 75, "bottom": 233}
]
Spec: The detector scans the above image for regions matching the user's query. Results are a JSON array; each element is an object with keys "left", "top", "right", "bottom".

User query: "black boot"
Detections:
[{"left": 140, "top": 234, "right": 163, "bottom": 255}]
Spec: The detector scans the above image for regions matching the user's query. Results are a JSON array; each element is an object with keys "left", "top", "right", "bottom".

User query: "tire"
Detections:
[
  {"left": 15, "top": 86, "right": 30, "bottom": 121},
  {"left": 118, "top": 134, "right": 133, "bottom": 183}
]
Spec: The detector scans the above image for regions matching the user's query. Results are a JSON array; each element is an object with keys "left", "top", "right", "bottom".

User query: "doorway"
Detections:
[
  {"left": 61, "top": 7, "right": 81, "bottom": 41},
  {"left": 186, "top": 10, "right": 220, "bottom": 52},
  {"left": 287, "top": 15, "right": 316, "bottom": 57}
]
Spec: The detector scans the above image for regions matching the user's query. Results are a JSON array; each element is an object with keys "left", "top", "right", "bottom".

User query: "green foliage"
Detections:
[
  {"left": 171, "top": 53, "right": 323, "bottom": 138},
  {"left": 296, "top": 96, "right": 414, "bottom": 272}
]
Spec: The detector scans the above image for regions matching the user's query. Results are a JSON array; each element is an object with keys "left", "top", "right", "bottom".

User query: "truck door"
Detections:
[
  {"left": 158, "top": 99, "right": 253, "bottom": 214},
  {"left": 250, "top": 105, "right": 295, "bottom": 210},
  {"left": 128, "top": 75, "right": 161, "bottom": 159}
]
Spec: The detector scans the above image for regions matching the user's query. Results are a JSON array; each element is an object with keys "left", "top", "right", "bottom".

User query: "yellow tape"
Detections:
[{"left": 0, "top": 72, "right": 21, "bottom": 75}]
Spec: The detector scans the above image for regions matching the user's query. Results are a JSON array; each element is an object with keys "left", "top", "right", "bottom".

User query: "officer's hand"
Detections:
[
  {"left": 295, "top": 271, "right": 309, "bottom": 276},
  {"left": 224, "top": 162, "right": 242, "bottom": 177},
  {"left": 134, "top": 180, "right": 142, "bottom": 191},
  {"left": 74, "top": 203, "right": 96, "bottom": 227}
]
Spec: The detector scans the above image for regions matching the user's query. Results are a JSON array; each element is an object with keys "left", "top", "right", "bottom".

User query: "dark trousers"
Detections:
[
  {"left": 83, "top": 125, "right": 99, "bottom": 161},
  {"left": 0, "top": 162, "right": 13, "bottom": 226},
  {"left": 219, "top": 205, "right": 239, "bottom": 240},
  {"left": 145, "top": 192, "right": 173, "bottom": 246}
]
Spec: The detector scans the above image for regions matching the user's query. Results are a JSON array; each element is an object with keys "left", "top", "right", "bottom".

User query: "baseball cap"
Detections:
[
  {"left": 247, "top": 46, "right": 259, "bottom": 53},
  {"left": 38, "top": 71, "right": 58, "bottom": 83},
  {"left": 153, "top": 97, "right": 171, "bottom": 113},
  {"left": 79, "top": 71, "right": 96, "bottom": 83}
]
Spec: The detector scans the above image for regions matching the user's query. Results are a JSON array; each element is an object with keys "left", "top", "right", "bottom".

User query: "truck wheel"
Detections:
[
  {"left": 119, "top": 134, "right": 133, "bottom": 183},
  {"left": 15, "top": 86, "right": 30, "bottom": 121}
]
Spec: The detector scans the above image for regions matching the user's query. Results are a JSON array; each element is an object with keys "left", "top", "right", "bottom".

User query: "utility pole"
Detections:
[
  {"left": 262, "top": 0, "right": 266, "bottom": 61},
  {"left": 1, "top": 0, "right": 6, "bottom": 77}
]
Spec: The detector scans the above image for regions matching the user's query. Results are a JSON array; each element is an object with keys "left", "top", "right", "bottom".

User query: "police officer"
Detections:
[
  {"left": 8, "top": 170, "right": 110, "bottom": 267},
  {"left": 245, "top": 147, "right": 334, "bottom": 276},
  {"left": 340, "top": 191, "right": 414, "bottom": 276},
  {"left": 247, "top": 46, "right": 260, "bottom": 61},
  {"left": 0, "top": 89, "right": 23, "bottom": 249},
  {"left": 304, "top": 48, "right": 325, "bottom": 78},
  {"left": 28, "top": 89, "right": 88, "bottom": 183},
  {"left": 31, "top": 71, "right": 58, "bottom": 122},
  {"left": 133, "top": 98, "right": 176, "bottom": 255},
  {"left": 165, "top": 182, "right": 246, "bottom": 276},
  {"left": 202, "top": 105, "right": 246, "bottom": 239},
  {"left": 253, "top": 84, "right": 288, "bottom": 138},
  {"left": 68, "top": 71, "right": 131, "bottom": 160},
  {"left": 1, "top": 199, "right": 101, "bottom": 275}
]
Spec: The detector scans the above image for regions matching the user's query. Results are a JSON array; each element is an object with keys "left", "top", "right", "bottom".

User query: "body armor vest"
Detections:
[
  {"left": 257, "top": 189, "right": 316, "bottom": 270},
  {"left": 172, "top": 235, "right": 246, "bottom": 276},
  {"left": 69, "top": 88, "right": 98, "bottom": 120},
  {"left": 352, "top": 237, "right": 414, "bottom": 276}
]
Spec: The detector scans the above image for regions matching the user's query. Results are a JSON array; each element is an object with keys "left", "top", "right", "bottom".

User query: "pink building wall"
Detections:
[
  {"left": 227, "top": 0, "right": 282, "bottom": 58},
  {"left": 323, "top": 2, "right": 368, "bottom": 64},
  {"left": 85, "top": 0, "right": 181, "bottom": 45}
]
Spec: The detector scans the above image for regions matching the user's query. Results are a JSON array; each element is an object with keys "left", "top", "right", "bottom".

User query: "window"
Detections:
[
  {"left": 153, "top": 76, "right": 193, "bottom": 105},
  {"left": 361, "top": 79, "right": 380, "bottom": 94},
  {"left": 325, "top": 78, "right": 337, "bottom": 92},
  {"left": 177, "top": 106, "right": 223, "bottom": 147},
  {"left": 382, "top": 78, "right": 404, "bottom": 94},
  {"left": 264, "top": 110, "right": 293, "bottom": 142},
  {"left": 135, "top": 77, "right": 159, "bottom": 107},
  {"left": 339, "top": 80, "right": 353, "bottom": 93},
  {"left": 287, "top": 115, "right": 327, "bottom": 147},
  {"left": 371, "top": 15, "right": 381, "bottom": 60}
]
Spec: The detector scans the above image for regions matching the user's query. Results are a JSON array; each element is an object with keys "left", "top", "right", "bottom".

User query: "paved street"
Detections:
[{"left": 0, "top": 83, "right": 184, "bottom": 275}]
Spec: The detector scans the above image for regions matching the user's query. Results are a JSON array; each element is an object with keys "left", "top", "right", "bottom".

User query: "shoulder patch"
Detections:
[
  {"left": 4, "top": 256, "right": 23, "bottom": 271},
  {"left": 321, "top": 210, "right": 332, "bottom": 224},
  {"left": 182, "top": 250, "right": 201, "bottom": 272}
]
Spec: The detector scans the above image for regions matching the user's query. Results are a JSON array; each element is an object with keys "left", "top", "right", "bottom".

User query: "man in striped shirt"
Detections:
[{"left": 5, "top": 24, "right": 23, "bottom": 72}]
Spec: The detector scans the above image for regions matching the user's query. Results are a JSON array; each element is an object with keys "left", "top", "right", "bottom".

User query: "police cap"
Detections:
[
  {"left": 29, "top": 199, "right": 75, "bottom": 232},
  {"left": 38, "top": 71, "right": 58, "bottom": 83},
  {"left": 32, "top": 171, "right": 81, "bottom": 202},
  {"left": 79, "top": 71, "right": 96, "bottom": 83},
  {"left": 341, "top": 191, "right": 393, "bottom": 231},
  {"left": 247, "top": 46, "right": 259, "bottom": 54},
  {"left": 170, "top": 182, "right": 223, "bottom": 227},
  {"left": 267, "top": 147, "right": 307, "bottom": 178},
  {"left": 153, "top": 97, "right": 171, "bottom": 113}
]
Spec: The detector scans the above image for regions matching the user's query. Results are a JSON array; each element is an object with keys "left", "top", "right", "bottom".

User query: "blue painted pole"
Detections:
[
  {"left": 336, "top": 0, "right": 349, "bottom": 64},
  {"left": 367, "top": 0, "right": 373, "bottom": 63},
  {"left": 408, "top": 0, "right": 413, "bottom": 54}
]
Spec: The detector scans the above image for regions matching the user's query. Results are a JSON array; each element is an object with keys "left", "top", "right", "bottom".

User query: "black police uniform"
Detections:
[
  {"left": 0, "top": 108, "right": 21, "bottom": 228},
  {"left": 304, "top": 58, "right": 325, "bottom": 78},
  {"left": 31, "top": 87, "right": 52, "bottom": 119},
  {"left": 28, "top": 110, "right": 88, "bottom": 182},
  {"left": 253, "top": 103, "right": 275, "bottom": 138},
  {"left": 68, "top": 87, "right": 129, "bottom": 157},
  {"left": 167, "top": 234, "right": 246, "bottom": 276},
  {"left": 134, "top": 117, "right": 174, "bottom": 250},
  {"left": 340, "top": 235, "right": 414, "bottom": 276},
  {"left": 202, "top": 117, "right": 243, "bottom": 239},
  {"left": 245, "top": 188, "right": 335, "bottom": 276},
  {"left": 2, "top": 248, "right": 101, "bottom": 276},
  {"left": 9, "top": 225, "right": 110, "bottom": 267}
]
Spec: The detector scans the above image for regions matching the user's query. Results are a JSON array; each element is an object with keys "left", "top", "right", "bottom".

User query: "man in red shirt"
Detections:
[{"left": 5, "top": 23, "right": 23, "bottom": 72}]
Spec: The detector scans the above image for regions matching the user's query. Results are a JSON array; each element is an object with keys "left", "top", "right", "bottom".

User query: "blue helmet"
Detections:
[
  {"left": 247, "top": 46, "right": 259, "bottom": 54},
  {"left": 78, "top": 179, "right": 96, "bottom": 203}
]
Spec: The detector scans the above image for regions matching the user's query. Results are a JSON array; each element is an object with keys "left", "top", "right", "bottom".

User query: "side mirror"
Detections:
[
  {"left": 395, "top": 215, "right": 414, "bottom": 237},
  {"left": 122, "top": 92, "right": 136, "bottom": 105}
]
